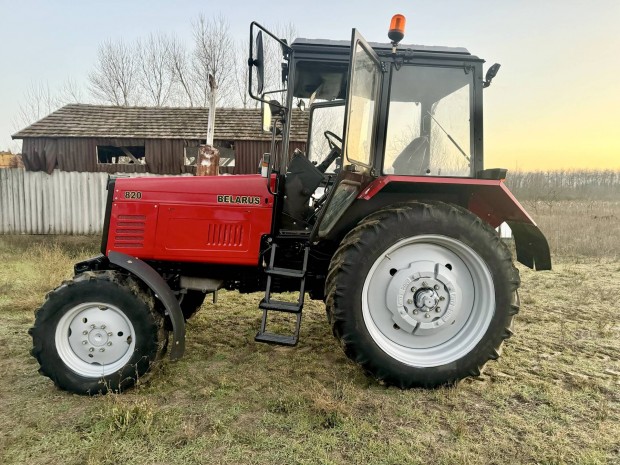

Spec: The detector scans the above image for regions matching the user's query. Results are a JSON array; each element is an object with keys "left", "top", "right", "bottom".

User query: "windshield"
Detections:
[{"left": 384, "top": 65, "right": 473, "bottom": 177}]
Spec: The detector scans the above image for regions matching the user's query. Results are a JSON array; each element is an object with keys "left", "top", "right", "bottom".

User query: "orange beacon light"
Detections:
[{"left": 388, "top": 14, "right": 406, "bottom": 46}]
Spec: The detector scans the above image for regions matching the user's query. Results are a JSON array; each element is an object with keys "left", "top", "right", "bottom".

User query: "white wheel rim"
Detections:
[
  {"left": 362, "top": 235, "right": 495, "bottom": 367},
  {"left": 55, "top": 302, "right": 136, "bottom": 378}
]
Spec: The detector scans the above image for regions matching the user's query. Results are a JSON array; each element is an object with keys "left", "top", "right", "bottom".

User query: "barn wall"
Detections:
[
  {"left": 145, "top": 139, "right": 185, "bottom": 174},
  {"left": 20, "top": 137, "right": 307, "bottom": 176},
  {"left": 21, "top": 137, "right": 188, "bottom": 175}
]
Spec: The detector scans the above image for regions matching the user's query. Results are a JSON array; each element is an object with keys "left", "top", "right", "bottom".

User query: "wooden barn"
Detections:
[{"left": 12, "top": 104, "right": 309, "bottom": 175}]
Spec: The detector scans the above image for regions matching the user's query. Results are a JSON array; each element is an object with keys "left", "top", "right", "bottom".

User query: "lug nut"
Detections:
[
  {"left": 413, "top": 310, "right": 419, "bottom": 315},
  {"left": 89, "top": 348, "right": 94, "bottom": 352},
  {"left": 407, "top": 299, "right": 413, "bottom": 305},
  {"left": 108, "top": 332, "right": 113, "bottom": 337},
  {"left": 439, "top": 296, "right": 445, "bottom": 301},
  {"left": 435, "top": 307, "right": 441, "bottom": 313},
  {"left": 82, "top": 341, "right": 88, "bottom": 345},
  {"left": 99, "top": 348, "right": 105, "bottom": 352},
  {"left": 434, "top": 285, "right": 440, "bottom": 290},
  {"left": 90, "top": 324, "right": 95, "bottom": 329},
  {"left": 411, "top": 287, "right": 416, "bottom": 292},
  {"left": 422, "top": 282, "right": 428, "bottom": 287},
  {"left": 107, "top": 342, "right": 112, "bottom": 346},
  {"left": 424, "top": 313, "right": 430, "bottom": 318},
  {"left": 100, "top": 325, "right": 106, "bottom": 329},
  {"left": 82, "top": 330, "right": 88, "bottom": 335}
]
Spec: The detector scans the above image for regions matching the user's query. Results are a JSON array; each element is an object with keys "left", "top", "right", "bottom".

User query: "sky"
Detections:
[{"left": 1, "top": 0, "right": 619, "bottom": 171}]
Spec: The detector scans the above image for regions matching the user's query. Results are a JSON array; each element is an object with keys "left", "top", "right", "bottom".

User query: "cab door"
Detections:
[{"left": 311, "top": 30, "right": 383, "bottom": 240}]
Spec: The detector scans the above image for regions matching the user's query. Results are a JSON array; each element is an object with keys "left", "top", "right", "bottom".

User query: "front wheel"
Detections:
[
  {"left": 180, "top": 290, "right": 207, "bottom": 320},
  {"left": 325, "top": 201, "right": 520, "bottom": 388},
  {"left": 30, "top": 271, "right": 168, "bottom": 394}
]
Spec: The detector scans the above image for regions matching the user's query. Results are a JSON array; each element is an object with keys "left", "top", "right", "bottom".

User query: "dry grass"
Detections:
[
  {"left": 524, "top": 200, "right": 620, "bottom": 259},
  {"left": 0, "top": 202, "right": 619, "bottom": 464}
]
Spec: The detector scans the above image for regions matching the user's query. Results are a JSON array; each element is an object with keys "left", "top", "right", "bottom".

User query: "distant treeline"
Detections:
[{"left": 504, "top": 170, "right": 620, "bottom": 201}]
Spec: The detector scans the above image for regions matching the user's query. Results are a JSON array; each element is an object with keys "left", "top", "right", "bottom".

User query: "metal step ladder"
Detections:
[{"left": 255, "top": 241, "right": 310, "bottom": 346}]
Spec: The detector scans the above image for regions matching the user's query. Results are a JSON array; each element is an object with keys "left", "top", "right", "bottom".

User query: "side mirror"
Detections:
[
  {"left": 255, "top": 31, "right": 265, "bottom": 94},
  {"left": 248, "top": 22, "right": 292, "bottom": 103},
  {"left": 483, "top": 63, "right": 501, "bottom": 88}
]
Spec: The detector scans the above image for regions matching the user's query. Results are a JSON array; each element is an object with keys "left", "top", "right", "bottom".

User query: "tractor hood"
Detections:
[{"left": 102, "top": 175, "right": 275, "bottom": 266}]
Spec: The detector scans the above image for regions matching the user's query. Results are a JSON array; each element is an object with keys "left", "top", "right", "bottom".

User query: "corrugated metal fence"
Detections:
[
  {"left": 0, "top": 169, "right": 188, "bottom": 234},
  {"left": 1, "top": 169, "right": 109, "bottom": 234}
]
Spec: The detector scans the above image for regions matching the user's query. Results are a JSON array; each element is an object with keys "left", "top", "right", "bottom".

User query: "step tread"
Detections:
[
  {"left": 277, "top": 229, "right": 311, "bottom": 238},
  {"left": 265, "top": 266, "right": 305, "bottom": 278},
  {"left": 255, "top": 332, "right": 298, "bottom": 346},
  {"left": 259, "top": 298, "right": 302, "bottom": 313}
]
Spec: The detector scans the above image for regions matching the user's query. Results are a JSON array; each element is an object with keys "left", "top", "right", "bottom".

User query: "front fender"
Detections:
[{"left": 107, "top": 251, "right": 186, "bottom": 360}]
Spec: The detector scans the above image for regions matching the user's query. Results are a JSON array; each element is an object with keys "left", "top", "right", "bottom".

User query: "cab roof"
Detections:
[
  {"left": 292, "top": 38, "right": 470, "bottom": 56},
  {"left": 290, "top": 37, "right": 477, "bottom": 100}
]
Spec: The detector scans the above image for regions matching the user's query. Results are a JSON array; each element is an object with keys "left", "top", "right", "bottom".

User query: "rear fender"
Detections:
[{"left": 358, "top": 176, "right": 552, "bottom": 270}]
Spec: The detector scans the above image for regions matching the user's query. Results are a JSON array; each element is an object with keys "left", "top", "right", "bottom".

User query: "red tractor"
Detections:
[{"left": 30, "top": 16, "right": 551, "bottom": 394}]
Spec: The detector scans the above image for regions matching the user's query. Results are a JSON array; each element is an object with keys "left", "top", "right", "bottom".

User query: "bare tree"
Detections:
[
  {"left": 13, "top": 77, "right": 87, "bottom": 154},
  {"left": 231, "top": 39, "right": 253, "bottom": 108},
  {"left": 15, "top": 78, "right": 85, "bottom": 129},
  {"left": 137, "top": 33, "right": 175, "bottom": 106},
  {"left": 168, "top": 35, "right": 195, "bottom": 106},
  {"left": 191, "top": 13, "right": 234, "bottom": 106},
  {"left": 89, "top": 38, "right": 140, "bottom": 106},
  {"left": 274, "top": 21, "right": 298, "bottom": 47},
  {"left": 57, "top": 77, "right": 84, "bottom": 104},
  {"left": 15, "top": 81, "right": 57, "bottom": 128}
]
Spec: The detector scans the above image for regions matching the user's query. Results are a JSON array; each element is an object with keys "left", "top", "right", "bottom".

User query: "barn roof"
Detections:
[{"left": 12, "top": 104, "right": 309, "bottom": 142}]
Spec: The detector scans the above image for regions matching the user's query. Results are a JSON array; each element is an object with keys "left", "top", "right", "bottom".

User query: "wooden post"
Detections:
[{"left": 197, "top": 74, "right": 220, "bottom": 176}]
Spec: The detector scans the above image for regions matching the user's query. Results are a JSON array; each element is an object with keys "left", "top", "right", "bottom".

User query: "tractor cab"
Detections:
[{"left": 249, "top": 21, "right": 497, "bottom": 240}]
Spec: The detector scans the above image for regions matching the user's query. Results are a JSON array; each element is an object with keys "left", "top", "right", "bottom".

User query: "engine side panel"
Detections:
[{"left": 105, "top": 175, "right": 274, "bottom": 266}]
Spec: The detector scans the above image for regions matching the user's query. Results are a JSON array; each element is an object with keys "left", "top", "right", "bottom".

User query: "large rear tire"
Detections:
[
  {"left": 30, "top": 271, "right": 168, "bottom": 395},
  {"left": 325, "top": 201, "right": 520, "bottom": 388}
]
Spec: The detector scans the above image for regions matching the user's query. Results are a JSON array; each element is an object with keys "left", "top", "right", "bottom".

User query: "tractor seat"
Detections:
[{"left": 392, "top": 136, "right": 429, "bottom": 175}]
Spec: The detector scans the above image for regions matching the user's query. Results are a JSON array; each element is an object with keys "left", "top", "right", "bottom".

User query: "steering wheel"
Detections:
[
  {"left": 324, "top": 130, "right": 342, "bottom": 150},
  {"left": 316, "top": 131, "right": 343, "bottom": 173}
]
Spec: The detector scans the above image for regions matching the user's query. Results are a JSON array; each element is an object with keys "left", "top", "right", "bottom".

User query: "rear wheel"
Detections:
[
  {"left": 325, "top": 201, "right": 520, "bottom": 388},
  {"left": 30, "top": 271, "right": 168, "bottom": 394}
]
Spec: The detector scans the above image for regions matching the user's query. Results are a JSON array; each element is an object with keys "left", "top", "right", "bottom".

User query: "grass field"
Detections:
[{"left": 0, "top": 201, "right": 619, "bottom": 464}]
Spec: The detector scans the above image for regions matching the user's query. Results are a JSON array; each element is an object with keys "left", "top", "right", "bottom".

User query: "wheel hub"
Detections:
[
  {"left": 386, "top": 261, "right": 460, "bottom": 332},
  {"left": 56, "top": 302, "right": 136, "bottom": 377},
  {"left": 413, "top": 288, "right": 440, "bottom": 311},
  {"left": 87, "top": 327, "right": 110, "bottom": 347}
]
